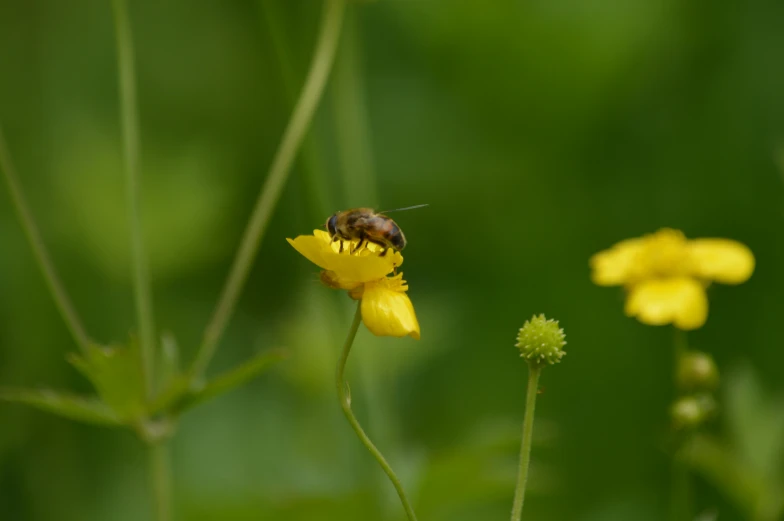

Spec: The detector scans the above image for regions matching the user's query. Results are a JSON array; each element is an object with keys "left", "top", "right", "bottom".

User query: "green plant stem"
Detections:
[
  {"left": 671, "top": 327, "right": 691, "bottom": 521},
  {"left": 0, "top": 127, "right": 91, "bottom": 355},
  {"left": 673, "top": 328, "right": 688, "bottom": 362},
  {"left": 112, "top": 0, "right": 156, "bottom": 398},
  {"left": 259, "top": 0, "right": 331, "bottom": 222},
  {"left": 190, "top": 0, "right": 347, "bottom": 380},
  {"left": 149, "top": 442, "right": 172, "bottom": 521},
  {"left": 671, "top": 458, "right": 691, "bottom": 521},
  {"left": 336, "top": 303, "right": 418, "bottom": 521},
  {"left": 511, "top": 363, "right": 541, "bottom": 521}
]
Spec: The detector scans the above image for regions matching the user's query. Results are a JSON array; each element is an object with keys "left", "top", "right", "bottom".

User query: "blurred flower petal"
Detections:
[
  {"left": 689, "top": 239, "right": 755, "bottom": 284},
  {"left": 625, "top": 277, "right": 708, "bottom": 330},
  {"left": 589, "top": 237, "right": 646, "bottom": 286}
]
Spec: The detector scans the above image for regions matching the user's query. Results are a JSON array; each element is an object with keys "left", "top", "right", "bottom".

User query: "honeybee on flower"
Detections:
[
  {"left": 324, "top": 205, "right": 426, "bottom": 255},
  {"left": 288, "top": 206, "right": 425, "bottom": 339}
]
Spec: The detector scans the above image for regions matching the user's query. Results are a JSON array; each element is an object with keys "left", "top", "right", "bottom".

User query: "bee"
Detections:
[{"left": 325, "top": 205, "right": 427, "bottom": 255}]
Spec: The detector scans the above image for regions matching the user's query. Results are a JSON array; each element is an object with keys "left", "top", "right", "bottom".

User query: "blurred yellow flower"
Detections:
[
  {"left": 288, "top": 230, "right": 420, "bottom": 339},
  {"left": 590, "top": 228, "right": 754, "bottom": 329}
]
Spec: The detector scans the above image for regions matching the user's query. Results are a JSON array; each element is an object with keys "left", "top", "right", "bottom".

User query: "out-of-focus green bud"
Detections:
[
  {"left": 671, "top": 394, "right": 717, "bottom": 430},
  {"left": 677, "top": 351, "right": 719, "bottom": 392}
]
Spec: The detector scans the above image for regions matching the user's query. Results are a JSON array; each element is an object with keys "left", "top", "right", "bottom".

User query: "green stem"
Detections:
[
  {"left": 0, "top": 127, "right": 91, "bottom": 354},
  {"left": 112, "top": 0, "right": 156, "bottom": 397},
  {"left": 190, "top": 0, "right": 347, "bottom": 380},
  {"left": 673, "top": 328, "right": 688, "bottom": 362},
  {"left": 259, "top": 0, "right": 331, "bottom": 223},
  {"left": 671, "top": 457, "right": 691, "bottom": 521},
  {"left": 336, "top": 303, "right": 418, "bottom": 521},
  {"left": 511, "top": 363, "right": 541, "bottom": 521},
  {"left": 671, "top": 327, "right": 691, "bottom": 521},
  {"left": 149, "top": 442, "right": 172, "bottom": 521}
]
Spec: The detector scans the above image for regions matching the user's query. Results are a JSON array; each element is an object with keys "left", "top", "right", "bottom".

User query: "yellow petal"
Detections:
[
  {"left": 287, "top": 230, "right": 403, "bottom": 284},
  {"left": 287, "top": 233, "right": 334, "bottom": 271},
  {"left": 360, "top": 274, "right": 420, "bottom": 340},
  {"left": 319, "top": 270, "right": 362, "bottom": 291},
  {"left": 589, "top": 237, "right": 646, "bottom": 286},
  {"left": 625, "top": 278, "right": 708, "bottom": 330},
  {"left": 688, "top": 239, "right": 755, "bottom": 284}
]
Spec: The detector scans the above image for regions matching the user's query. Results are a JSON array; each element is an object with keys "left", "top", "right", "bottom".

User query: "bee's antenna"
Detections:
[{"left": 377, "top": 204, "right": 429, "bottom": 214}]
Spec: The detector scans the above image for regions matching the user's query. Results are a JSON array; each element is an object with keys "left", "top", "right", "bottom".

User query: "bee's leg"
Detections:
[
  {"left": 350, "top": 232, "right": 366, "bottom": 254},
  {"left": 354, "top": 240, "right": 369, "bottom": 254},
  {"left": 338, "top": 240, "right": 344, "bottom": 253}
]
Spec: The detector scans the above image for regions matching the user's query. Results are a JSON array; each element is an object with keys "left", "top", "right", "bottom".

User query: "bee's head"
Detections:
[{"left": 326, "top": 213, "right": 338, "bottom": 237}]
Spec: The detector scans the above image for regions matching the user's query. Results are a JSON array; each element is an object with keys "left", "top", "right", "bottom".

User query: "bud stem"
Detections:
[
  {"left": 336, "top": 302, "right": 418, "bottom": 521},
  {"left": 671, "top": 327, "right": 692, "bottom": 521},
  {"left": 511, "top": 363, "right": 542, "bottom": 521}
]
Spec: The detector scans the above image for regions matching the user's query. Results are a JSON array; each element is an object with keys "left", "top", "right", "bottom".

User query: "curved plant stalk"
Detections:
[
  {"left": 337, "top": 303, "right": 419, "bottom": 521},
  {"left": 0, "top": 127, "right": 91, "bottom": 354},
  {"left": 190, "top": 0, "right": 348, "bottom": 380}
]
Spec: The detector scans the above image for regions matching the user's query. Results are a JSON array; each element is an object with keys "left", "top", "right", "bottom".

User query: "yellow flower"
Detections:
[
  {"left": 288, "top": 230, "right": 420, "bottom": 339},
  {"left": 590, "top": 228, "right": 754, "bottom": 330}
]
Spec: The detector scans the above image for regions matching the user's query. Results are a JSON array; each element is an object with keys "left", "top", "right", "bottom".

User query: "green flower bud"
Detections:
[
  {"left": 677, "top": 351, "right": 719, "bottom": 392},
  {"left": 670, "top": 394, "right": 717, "bottom": 430},
  {"left": 515, "top": 314, "right": 566, "bottom": 367}
]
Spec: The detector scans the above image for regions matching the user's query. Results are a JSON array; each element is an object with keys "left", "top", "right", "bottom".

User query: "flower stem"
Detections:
[
  {"left": 0, "top": 126, "right": 91, "bottom": 355},
  {"left": 671, "top": 458, "right": 691, "bottom": 521},
  {"left": 337, "top": 302, "right": 418, "bottom": 521},
  {"left": 671, "top": 328, "right": 691, "bottom": 521},
  {"left": 149, "top": 442, "right": 172, "bottom": 521},
  {"left": 511, "top": 363, "right": 541, "bottom": 521},
  {"left": 112, "top": 0, "right": 156, "bottom": 397},
  {"left": 190, "top": 0, "right": 347, "bottom": 380},
  {"left": 673, "top": 328, "right": 688, "bottom": 362}
]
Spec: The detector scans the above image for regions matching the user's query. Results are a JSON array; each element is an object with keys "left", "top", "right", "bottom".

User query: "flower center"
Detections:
[
  {"left": 365, "top": 273, "right": 409, "bottom": 293},
  {"left": 629, "top": 229, "right": 694, "bottom": 281},
  {"left": 328, "top": 237, "right": 387, "bottom": 257}
]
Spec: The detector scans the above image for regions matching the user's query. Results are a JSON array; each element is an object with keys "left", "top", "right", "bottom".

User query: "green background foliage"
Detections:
[{"left": 1, "top": 0, "right": 783, "bottom": 519}]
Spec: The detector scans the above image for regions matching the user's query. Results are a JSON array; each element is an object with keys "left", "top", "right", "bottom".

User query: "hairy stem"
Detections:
[
  {"left": 112, "top": 0, "right": 156, "bottom": 397},
  {"left": 0, "top": 127, "right": 91, "bottom": 354},
  {"left": 190, "top": 0, "right": 347, "bottom": 380},
  {"left": 511, "top": 363, "right": 541, "bottom": 521},
  {"left": 337, "top": 303, "right": 418, "bottom": 521}
]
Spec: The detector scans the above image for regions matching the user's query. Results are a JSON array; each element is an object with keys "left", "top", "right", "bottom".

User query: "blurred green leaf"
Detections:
[
  {"left": 149, "top": 349, "right": 287, "bottom": 416},
  {"left": 0, "top": 388, "right": 122, "bottom": 426},
  {"left": 725, "top": 364, "right": 784, "bottom": 480},
  {"left": 175, "top": 349, "right": 287, "bottom": 413},
  {"left": 682, "top": 433, "right": 762, "bottom": 516},
  {"left": 67, "top": 341, "right": 146, "bottom": 421},
  {"left": 683, "top": 365, "right": 784, "bottom": 521},
  {"left": 416, "top": 417, "right": 557, "bottom": 520}
]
